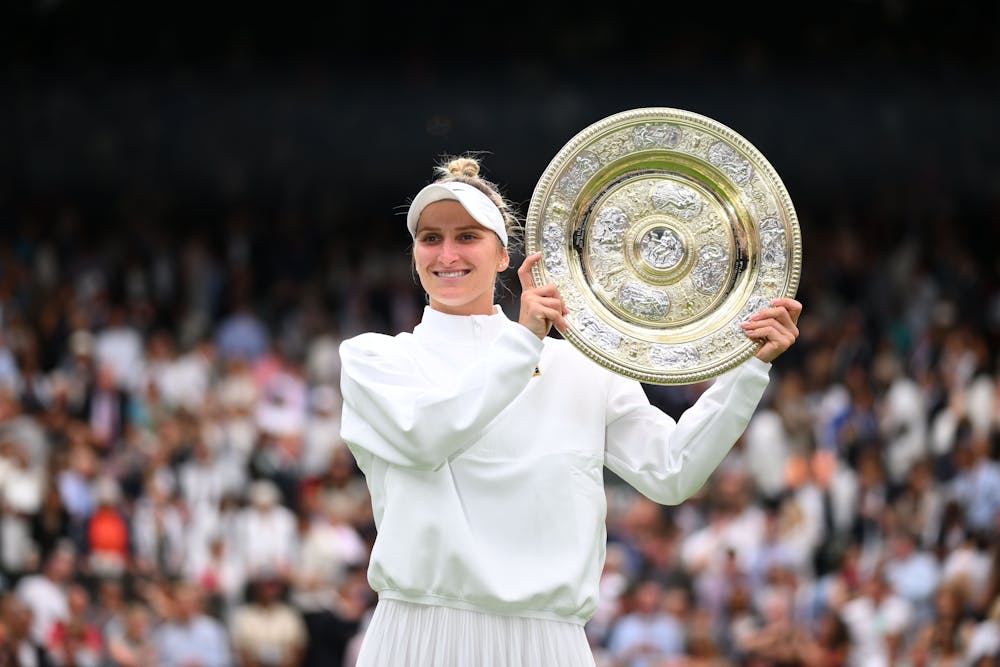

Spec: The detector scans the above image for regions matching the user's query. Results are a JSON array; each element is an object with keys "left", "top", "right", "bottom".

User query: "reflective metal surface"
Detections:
[{"left": 526, "top": 107, "right": 802, "bottom": 384}]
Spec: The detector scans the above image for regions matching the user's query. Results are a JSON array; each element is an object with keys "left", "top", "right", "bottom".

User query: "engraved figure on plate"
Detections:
[
  {"left": 632, "top": 124, "right": 682, "bottom": 149},
  {"left": 692, "top": 244, "right": 729, "bottom": 295},
  {"left": 592, "top": 207, "right": 630, "bottom": 254},
  {"left": 618, "top": 282, "right": 671, "bottom": 321},
  {"left": 707, "top": 141, "right": 753, "bottom": 185},
  {"left": 650, "top": 344, "right": 700, "bottom": 369},
  {"left": 557, "top": 151, "right": 602, "bottom": 196},
  {"left": 651, "top": 182, "right": 703, "bottom": 221},
  {"left": 759, "top": 218, "right": 787, "bottom": 269},
  {"left": 542, "top": 224, "right": 569, "bottom": 276},
  {"left": 576, "top": 310, "right": 621, "bottom": 352},
  {"left": 639, "top": 229, "right": 685, "bottom": 270}
]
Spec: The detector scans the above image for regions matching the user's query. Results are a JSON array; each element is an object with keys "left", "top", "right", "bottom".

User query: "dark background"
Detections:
[{"left": 2, "top": 1, "right": 999, "bottom": 343}]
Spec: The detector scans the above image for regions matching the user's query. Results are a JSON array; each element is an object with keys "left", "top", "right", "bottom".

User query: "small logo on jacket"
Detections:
[{"left": 532, "top": 365, "right": 541, "bottom": 377}]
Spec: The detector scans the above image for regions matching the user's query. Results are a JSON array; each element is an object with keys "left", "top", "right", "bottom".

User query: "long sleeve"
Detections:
[
  {"left": 339, "top": 325, "right": 543, "bottom": 470},
  {"left": 604, "top": 357, "right": 771, "bottom": 504}
]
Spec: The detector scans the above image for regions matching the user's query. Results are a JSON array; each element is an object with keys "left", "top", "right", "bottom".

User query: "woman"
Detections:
[{"left": 339, "top": 156, "right": 802, "bottom": 665}]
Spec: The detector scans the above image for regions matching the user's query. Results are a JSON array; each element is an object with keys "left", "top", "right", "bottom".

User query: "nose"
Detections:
[{"left": 439, "top": 238, "right": 460, "bottom": 264}]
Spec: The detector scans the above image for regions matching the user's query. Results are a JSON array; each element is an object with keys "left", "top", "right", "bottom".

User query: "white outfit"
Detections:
[
  {"left": 15, "top": 574, "right": 69, "bottom": 645},
  {"left": 840, "top": 593, "right": 912, "bottom": 667},
  {"left": 340, "top": 306, "right": 770, "bottom": 664},
  {"left": 743, "top": 408, "right": 790, "bottom": 498},
  {"left": 881, "top": 375, "right": 927, "bottom": 483},
  {"left": 179, "top": 458, "right": 231, "bottom": 513},
  {"left": 94, "top": 325, "right": 145, "bottom": 390},
  {"left": 238, "top": 504, "right": 299, "bottom": 576},
  {"left": 154, "top": 350, "right": 212, "bottom": 413}
]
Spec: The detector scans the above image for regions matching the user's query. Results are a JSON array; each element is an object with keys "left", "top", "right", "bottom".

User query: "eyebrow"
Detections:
[{"left": 416, "top": 225, "right": 485, "bottom": 234}]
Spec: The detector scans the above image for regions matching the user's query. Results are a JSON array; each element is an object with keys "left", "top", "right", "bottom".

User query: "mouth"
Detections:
[{"left": 433, "top": 270, "right": 470, "bottom": 278}]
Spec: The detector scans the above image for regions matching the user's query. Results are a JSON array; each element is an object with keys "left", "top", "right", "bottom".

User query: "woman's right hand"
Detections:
[{"left": 518, "top": 252, "right": 568, "bottom": 340}]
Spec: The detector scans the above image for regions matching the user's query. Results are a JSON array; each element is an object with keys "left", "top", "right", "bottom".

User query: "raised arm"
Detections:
[
  {"left": 340, "top": 326, "right": 543, "bottom": 470},
  {"left": 603, "top": 297, "right": 801, "bottom": 504},
  {"left": 603, "top": 358, "right": 771, "bottom": 504}
]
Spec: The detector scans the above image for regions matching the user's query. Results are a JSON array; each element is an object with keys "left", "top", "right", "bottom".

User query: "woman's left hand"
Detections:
[{"left": 741, "top": 297, "right": 803, "bottom": 363}]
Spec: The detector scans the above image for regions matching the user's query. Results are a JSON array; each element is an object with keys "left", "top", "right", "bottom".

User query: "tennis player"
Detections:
[{"left": 340, "top": 156, "right": 802, "bottom": 665}]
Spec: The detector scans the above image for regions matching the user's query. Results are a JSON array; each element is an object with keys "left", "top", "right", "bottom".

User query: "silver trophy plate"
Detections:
[{"left": 525, "top": 107, "right": 802, "bottom": 385}]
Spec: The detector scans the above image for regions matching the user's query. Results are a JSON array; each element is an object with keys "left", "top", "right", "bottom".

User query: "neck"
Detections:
[{"left": 428, "top": 298, "right": 496, "bottom": 317}]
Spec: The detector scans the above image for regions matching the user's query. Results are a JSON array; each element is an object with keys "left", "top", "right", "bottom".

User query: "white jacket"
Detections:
[{"left": 340, "top": 306, "right": 770, "bottom": 625}]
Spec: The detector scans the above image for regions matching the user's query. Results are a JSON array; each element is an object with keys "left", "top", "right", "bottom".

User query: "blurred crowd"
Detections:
[{"left": 0, "top": 188, "right": 998, "bottom": 667}]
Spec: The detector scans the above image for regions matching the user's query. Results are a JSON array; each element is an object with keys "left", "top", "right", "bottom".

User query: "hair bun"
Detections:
[{"left": 447, "top": 157, "right": 481, "bottom": 178}]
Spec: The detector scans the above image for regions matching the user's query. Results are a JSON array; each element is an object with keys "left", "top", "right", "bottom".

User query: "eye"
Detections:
[
  {"left": 460, "top": 232, "right": 479, "bottom": 241},
  {"left": 419, "top": 233, "right": 440, "bottom": 243}
]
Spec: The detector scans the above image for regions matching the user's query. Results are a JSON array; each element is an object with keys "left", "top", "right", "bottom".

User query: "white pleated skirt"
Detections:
[{"left": 354, "top": 599, "right": 596, "bottom": 666}]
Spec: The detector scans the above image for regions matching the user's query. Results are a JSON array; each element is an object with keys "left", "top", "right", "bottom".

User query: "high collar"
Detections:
[{"left": 413, "top": 305, "right": 510, "bottom": 343}]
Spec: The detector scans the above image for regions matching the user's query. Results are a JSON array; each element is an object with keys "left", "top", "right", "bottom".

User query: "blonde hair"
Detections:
[{"left": 430, "top": 155, "right": 522, "bottom": 251}]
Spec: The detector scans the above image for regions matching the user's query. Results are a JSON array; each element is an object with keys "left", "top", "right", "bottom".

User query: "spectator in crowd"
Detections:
[
  {"left": 230, "top": 572, "right": 307, "bottom": 667},
  {"left": 840, "top": 570, "right": 913, "bottom": 666},
  {"left": 91, "top": 578, "right": 127, "bottom": 637},
  {"left": 154, "top": 581, "right": 232, "bottom": 667},
  {"left": 0, "top": 593, "right": 47, "bottom": 667},
  {"left": 908, "top": 583, "right": 972, "bottom": 666},
  {"left": 607, "top": 579, "right": 686, "bottom": 667},
  {"left": 966, "top": 597, "right": 1000, "bottom": 664},
  {"left": 216, "top": 294, "right": 270, "bottom": 365},
  {"left": 299, "top": 384, "right": 342, "bottom": 479},
  {"left": 883, "top": 529, "right": 941, "bottom": 625},
  {"left": 94, "top": 305, "right": 144, "bottom": 395},
  {"left": 774, "top": 609, "right": 851, "bottom": 667},
  {"left": 30, "top": 482, "right": 72, "bottom": 571},
  {"left": 290, "top": 488, "right": 365, "bottom": 612},
  {"left": 15, "top": 542, "right": 75, "bottom": 646},
  {"left": 951, "top": 433, "right": 1000, "bottom": 534},
  {"left": 238, "top": 479, "right": 297, "bottom": 578},
  {"left": 179, "top": 433, "right": 240, "bottom": 516},
  {"left": 733, "top": 586, "right": 801, "bottom": 665},
  {"left": 78, "top": 364, "right": 130, "bottom": 456},
  {"left": 130, "top": 472, "right": 186, "bottom": 579},
  {"left": 84, "top": 476, "right": 130, "bottom": 578},
  {"left": 104, "top": 602, "right": 158, "bottom": 667},
  {"left": 1, "top": 438, "right": 45, "bottom": 576},
  {"left": 45, "top": 583, "right": 103, "bottom": 667}
]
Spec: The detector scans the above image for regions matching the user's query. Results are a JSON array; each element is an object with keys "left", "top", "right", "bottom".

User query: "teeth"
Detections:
[{"left": 437, "top": 271, "right": 467, "bottom": 278}]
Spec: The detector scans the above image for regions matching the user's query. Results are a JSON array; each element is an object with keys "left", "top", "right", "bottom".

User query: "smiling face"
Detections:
[{"left": 414, "top": 200, "right": 509, "bottom": 316}]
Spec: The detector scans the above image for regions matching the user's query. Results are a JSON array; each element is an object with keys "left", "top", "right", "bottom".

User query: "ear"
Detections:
[{"left": 498, "top": 247, "right": 510, "bottom": 271}]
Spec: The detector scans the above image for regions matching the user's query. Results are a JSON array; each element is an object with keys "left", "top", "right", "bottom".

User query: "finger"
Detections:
[
  {"left": 742, "top": 317, "right": 798, "bottom": 339},
  {"left": 745, "top": 327, "right": 788, "bottom": 363},
  {"left": 745, "top": 326, "right": 794, "bottom": 351},
  {"left": 749, "top": 307, "right": 792, "bottom": 327},
  {"left": 746, "top": 306, "right": 798, "bottom": 334},
  {"left": 534, "top": 304, "right": 565, "bottom": 325},
  {"left": 771, "top": 297, "right": 803, "bottom": 326},
  {"left": 542, "top": 313, "right": 570, "bottom": 335},
  {"left": 524, "top": 296, "right": 567, "bottom": 315},
  {"left": 518, "top": 253, "right": 543, "bottom": 291},
  {"left": 527, "top": 283, "right": 563, "bottom": 299},
  {"left": 523, "top": 304, "right": 565, "bottom": 338},
  {"left": 743, "top": 324, "right": 775, "bottom": 340}
]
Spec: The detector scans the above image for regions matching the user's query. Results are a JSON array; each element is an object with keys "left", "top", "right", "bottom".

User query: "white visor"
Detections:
[{"left": 406, "top": 181, "right": 508, "bottom": 247}]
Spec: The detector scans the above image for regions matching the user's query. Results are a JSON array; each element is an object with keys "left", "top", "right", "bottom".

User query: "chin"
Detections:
[{"left": 430, "top": 294, "right": 492, "bottom": 315}]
